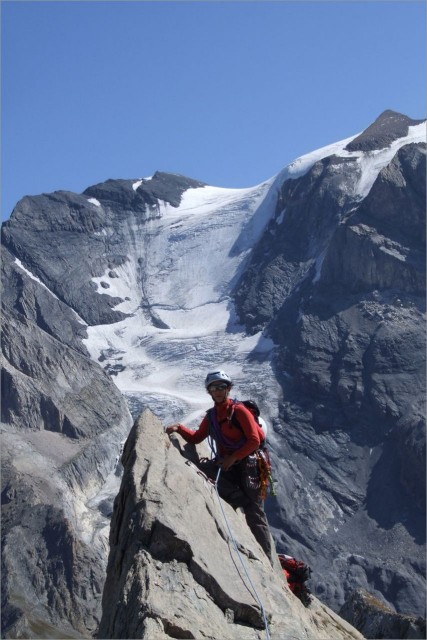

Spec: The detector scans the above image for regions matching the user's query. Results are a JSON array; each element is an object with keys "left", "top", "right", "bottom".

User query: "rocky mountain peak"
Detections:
[
  {"left": 345, "top": 109, "right": 425, "bottom": 152},
  {"left": 83, "top": 170, "right": 206, "bottom": 211}
]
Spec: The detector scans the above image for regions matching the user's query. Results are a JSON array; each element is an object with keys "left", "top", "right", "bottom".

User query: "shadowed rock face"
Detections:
[
  {"left": 233, "top": 122, "right": 425, "bottom": 616},
  {"left": 98, "top": 409, "right": 363, "bottom": 640},
  {"left": 1, "top": 248, "right": 132, "bottom": 638},
  {"left": 1, "top": 172, "right": 205, "bottom": 327}
]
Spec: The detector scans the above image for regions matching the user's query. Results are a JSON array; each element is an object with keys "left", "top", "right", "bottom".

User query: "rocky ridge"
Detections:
[{"left": 98, "top": 408, "right": 363, "bottom": 640}]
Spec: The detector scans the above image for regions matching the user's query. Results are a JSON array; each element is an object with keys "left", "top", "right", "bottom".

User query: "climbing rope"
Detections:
[{"left": 214, "top": 467, "right": 271, "bottom": 640}]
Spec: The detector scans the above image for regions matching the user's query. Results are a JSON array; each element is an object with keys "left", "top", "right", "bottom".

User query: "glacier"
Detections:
[{"left": 83, "top": 119, "right": 425, "bottom": 432}]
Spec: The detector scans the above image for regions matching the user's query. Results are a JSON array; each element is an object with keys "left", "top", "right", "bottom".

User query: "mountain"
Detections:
[{"left": 1, "top": 110, "right": 425, "bottom": 638}]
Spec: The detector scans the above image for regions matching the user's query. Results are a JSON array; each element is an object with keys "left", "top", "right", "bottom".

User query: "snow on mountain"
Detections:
[
  {"left": 339, "top": 121, "right": 426, "bottom": 198},
  {"left": 87, "top": 197, "right": 101, "bottom": 207},
  {"left": 83, "top": 180, "right": 283, "bottom": 429},
  {"left": 274, "top": 121, "right": 425, "bottom": 197},
  {"left": 83, "top": 120, "right": 425, "bottom": 433}
]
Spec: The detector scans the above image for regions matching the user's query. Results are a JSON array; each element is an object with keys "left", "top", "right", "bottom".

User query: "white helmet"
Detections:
[{"left": 204, "top": 370, "right": 232, "bottom": 389}]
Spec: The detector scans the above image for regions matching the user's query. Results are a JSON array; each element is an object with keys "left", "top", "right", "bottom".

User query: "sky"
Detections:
[{"left": 2, "top": 0, "right": 426, "bottom": 221}]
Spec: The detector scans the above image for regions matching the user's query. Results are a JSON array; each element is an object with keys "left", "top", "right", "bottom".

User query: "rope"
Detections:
[{"left": 214, "top": 467, "right": 271, "bottom": 640}]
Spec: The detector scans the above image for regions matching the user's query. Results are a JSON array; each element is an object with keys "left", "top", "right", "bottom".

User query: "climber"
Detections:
[
  {"left": 166, "top": 370, "right": 274, "bottom": 564},
  {"left": 278, "top": 554, "right": 313, "bottom": 606}
]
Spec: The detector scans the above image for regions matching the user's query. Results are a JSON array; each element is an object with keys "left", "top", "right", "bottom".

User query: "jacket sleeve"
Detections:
[
  {"left": 177, "top": 415, "right": 209, "bottom": 444},
  {"left": 232, "top": 405, "right": 261, "bottom": 460}
]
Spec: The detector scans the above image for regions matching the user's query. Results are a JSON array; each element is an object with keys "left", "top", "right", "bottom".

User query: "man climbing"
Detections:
[{"left": 166, "top": 370, "right": 274, "bottom": 564}]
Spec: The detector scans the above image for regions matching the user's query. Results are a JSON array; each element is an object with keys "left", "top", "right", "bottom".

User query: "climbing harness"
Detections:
[
  {"left": 214, "top": 467, "right": 271, "bottom": 640},
  {"left": 257, "top": 448, "right": 276, "bottom": 500}
]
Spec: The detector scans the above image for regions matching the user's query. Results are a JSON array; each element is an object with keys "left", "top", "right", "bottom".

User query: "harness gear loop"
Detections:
[{"left": 257, "top": 448, "right": 276, "bottom": 499}]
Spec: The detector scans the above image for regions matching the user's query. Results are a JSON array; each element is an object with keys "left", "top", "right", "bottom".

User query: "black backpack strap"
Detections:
[{"left": 229, "top": 400, "right": 242, "bottom": 431}]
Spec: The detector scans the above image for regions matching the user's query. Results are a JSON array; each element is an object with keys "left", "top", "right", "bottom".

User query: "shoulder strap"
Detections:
[
  {"left": 207, "top": 405, "right": 246, "bottom": 451},
  {"left": 229, "top": 400, "right": 241, "bottom": 431}
]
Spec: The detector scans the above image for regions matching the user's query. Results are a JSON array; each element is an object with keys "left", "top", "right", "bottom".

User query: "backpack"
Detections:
[
  {"left": 229, "top": 400, "right": 275, "bottom": 499},
  {"left": 230, "top": 399, "right": 267, "bottom": 441},
  {"left": 278, "top": 554, "right": 312, "bottom": 606}
]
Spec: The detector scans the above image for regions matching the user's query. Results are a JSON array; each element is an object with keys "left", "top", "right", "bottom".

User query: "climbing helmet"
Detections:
[{"left": 204, "top": 370, "right": 232, "bottom": 389}]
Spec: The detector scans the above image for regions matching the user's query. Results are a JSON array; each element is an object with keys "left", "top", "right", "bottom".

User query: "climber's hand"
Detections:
[{"left": 165, "top": 424, "right": 180, "bottom": 434}]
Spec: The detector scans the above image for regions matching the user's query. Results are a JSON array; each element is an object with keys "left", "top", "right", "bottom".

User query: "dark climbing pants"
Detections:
[{"left": 198, "top": 458, "right": 274, "bottom": 565}]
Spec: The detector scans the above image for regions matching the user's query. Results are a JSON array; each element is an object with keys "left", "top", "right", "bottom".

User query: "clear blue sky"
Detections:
[{"left": 2, "top": 0, "right": 426, "bottom": 220}]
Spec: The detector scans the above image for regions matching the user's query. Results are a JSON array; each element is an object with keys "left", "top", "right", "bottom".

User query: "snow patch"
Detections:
[
  {"left": 282, "top": 133, "right": 360, "bottom": 181},
  {"left": 87, "top": 197, "right": 101, "bottom": 207},
  {"left": 336, "top": 121, "right": 426, "bottom": 198},
  {"left": 236, "top": 332, "right": 275, "bottom": 355},
  {"left": 15, "top": 258, "right": 52, "bottom": 290},
  {"left": 132, "top": 180, "right": 143, "bottom": 191},
  {"left": 276, "top": 207, "right": 286, "bottom": 225}
]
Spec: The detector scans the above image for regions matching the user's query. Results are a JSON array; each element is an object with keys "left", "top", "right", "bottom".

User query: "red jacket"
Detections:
[{"left": 177, "top": 398, "right": 263, "bottom": 460}]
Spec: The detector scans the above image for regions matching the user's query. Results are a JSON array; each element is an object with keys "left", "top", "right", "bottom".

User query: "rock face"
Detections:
[
  {"left": 234, "top": 113, "right": 426, "bottom": 616},
  {"left": 98, "top": 408, "right": 363, "bottom": 640},
  {"left": 1, "top": 247, "right": 133, "bottom": 637},
  {"left": 340, "top": 589, "right": 426, "bottom": 639},
  {"left": 1, "top": 172, "right": 205, "bottom": 327}
]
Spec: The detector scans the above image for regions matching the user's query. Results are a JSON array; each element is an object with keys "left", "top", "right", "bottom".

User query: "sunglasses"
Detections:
[{"left": 208, "top": 383, "right": 229, "bottom": 392}]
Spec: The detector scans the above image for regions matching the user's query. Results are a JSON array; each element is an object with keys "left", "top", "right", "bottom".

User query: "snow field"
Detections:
[{"left": 83, "top": 180, "right": 280, "bottom": 430}]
